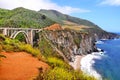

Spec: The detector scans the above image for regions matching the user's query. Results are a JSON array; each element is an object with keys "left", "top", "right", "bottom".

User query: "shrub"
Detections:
[
  {"left": 38, "top": 35, "right": 63, "bottom": 60},
  {"left": 47, "top": 57, "right": 71, "bottom": 69},
  {"left": 36, "top": 56, "right": 96, "bottom": 80},
  {"left": 0, "top": 34, "right": 43, "bottom": 60},
  {"left": 2, "top": 44, "right": 14, "bottom": 52},
  {"left": 71, "top": 70, "right": 96, "bottom": 80},
  {"left": 37, "top": 66, "right": 96, "bottom": 80},
  {"left": 0, "top": 34, "right": 6, "bottom": 41},
  {"left": 3, "top": 38, "right": 19, "bottom": 45},
  {"left": 18, "top": 44, "right": 41, "bottom": 57},
  {"left": 45, "top": 67, "right": 73, "bottom": 80}
]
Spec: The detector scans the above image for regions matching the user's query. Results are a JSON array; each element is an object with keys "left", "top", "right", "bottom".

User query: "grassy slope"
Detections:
[
  {"left": 0, "top": 7, "right": 98, "bottom": 79},
  {"left": 39, "top": 9, "right": 120, "bottom": 39},
  {"left": 37, "top": 32, "right": 96, "bottom": 80},
  {"left": 0, "top": 33, "right": 96, "bottom": 80},
  {"left": 0, "top": 7, "right": 55, "bottom": 28},
  {"left": 39, "top": 9, "right": 102, "bottom": 29},
  {"left": 0, "top": 7, "right": 102, "bottom": 30}
]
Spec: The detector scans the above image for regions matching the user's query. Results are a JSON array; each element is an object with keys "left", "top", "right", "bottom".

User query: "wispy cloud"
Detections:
[
  {"left": 0, "top": 0, "right": 90, "bottom": 14},
  {"left": 100, "top": 0, "right": 120, "bottom": 6}
]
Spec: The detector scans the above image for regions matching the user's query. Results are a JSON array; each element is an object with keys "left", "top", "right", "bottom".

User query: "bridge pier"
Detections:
[
  {"left": 3, "top": 28, "right": 7, "bottom": 36},
  {"left": 28, "top": 29, "right": 33, "bottom": 46}
]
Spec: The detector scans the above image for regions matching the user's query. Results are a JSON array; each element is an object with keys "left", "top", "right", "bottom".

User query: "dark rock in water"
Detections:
[
  {"left": 100, "top": 52, "right": 103, "bottom": 54},
  {"left": 93, "top": 48, "right": 99, "bottom": 52},
  {"left": 93, "top": 43, "right": 96, "bottom": 46},
  {"left": 101, "top": 49, "right": 104, "bottom": 52},
  {"left": 87, "top": 50, "right": 92, "bottom": 54}
]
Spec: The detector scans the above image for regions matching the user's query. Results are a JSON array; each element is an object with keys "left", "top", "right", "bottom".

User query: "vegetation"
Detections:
[
  {"left": 0, "top": 7, "right": 102, "bottom": 30},
  {"left": 37, "top": 32, "right": 96, "bottom": 80},
  {"left": 15, "top": 33, "right": 26, "bottom": 42},
  {"left": 0, "top": 34, "right": 42, "bottom": 59},
  {"left": 36, "top": 57, "right": 96, "bottom": 80},
  {"left": 0, "top": 7, "right": 101, "bottom": 80},
  {"left": 0, "top": 7, "right": 55, "bottom": 28},
  {"left": 38, "top": 34, "right": 63, "bottom": 59},
  {"left": 0, "top": 27, "right": 97, "bottom": 80},
  {"left": 39, "top": 9, "right": 102, "bottom": 29}
]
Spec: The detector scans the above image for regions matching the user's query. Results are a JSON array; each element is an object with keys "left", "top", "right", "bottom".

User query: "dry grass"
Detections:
[
  {"left": 62, "top": 25, "right": 90, "bottom": 31},
  {"left": 62, "top": 20, "right": 90, "bottom": 31}
]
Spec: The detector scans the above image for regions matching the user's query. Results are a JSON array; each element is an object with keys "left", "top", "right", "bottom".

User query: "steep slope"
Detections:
[
  {"left": 39, "top": 24, "right": 119, "bottom": 63},
  {"left": 39, "top": 9, "right": 101, "bottom": 29},
  {"left": 39, "top": 9, "right": 67, "bottom": 25},
  {"left": 0, "top": 7, "right": 55, "bottom": 28},
  {"left": 39, "top": 9, "right": 119, "bottom": 40}
]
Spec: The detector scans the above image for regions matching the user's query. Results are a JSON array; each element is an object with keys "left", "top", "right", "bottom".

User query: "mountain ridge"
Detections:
[
  {"left": 0, "top": 7, "right": 56, "bottom": 28},
  {"left": 0, "top": 7, "right": 119, "bottom": 39},
  {"left": 0, "top": 7, "right": 101, "bottom": 30},
  {"left": 39, "top": 9, "right": 102, "bottom": 29}
]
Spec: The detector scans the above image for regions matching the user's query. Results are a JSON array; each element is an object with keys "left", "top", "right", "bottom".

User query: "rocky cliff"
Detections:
[
  {"left": 41, "top": 30, "right": 94, "bottom": 61},
  {"left": 39, "top": 27, "right": 119, "bottom": 62}
]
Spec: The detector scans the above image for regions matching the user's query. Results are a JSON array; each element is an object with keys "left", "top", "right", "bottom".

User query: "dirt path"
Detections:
[{"left": 0, "top": 52, "right": 48, "bottom": 80}]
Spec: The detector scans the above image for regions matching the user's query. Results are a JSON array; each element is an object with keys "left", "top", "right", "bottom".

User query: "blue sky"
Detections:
[
  {"left": 0, "top": 0, "right": 120, "bottom": 32},
  {"left": 51, "top": 0, "right": 120, "bottom": 32}
]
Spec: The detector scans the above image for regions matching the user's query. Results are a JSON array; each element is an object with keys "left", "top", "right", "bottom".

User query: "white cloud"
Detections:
[
  {"left": 100, "top": 0, "right": 120, "bottom": 6},
  {"left": 0, "top": 0, "right": 90, "bottom": 14}
]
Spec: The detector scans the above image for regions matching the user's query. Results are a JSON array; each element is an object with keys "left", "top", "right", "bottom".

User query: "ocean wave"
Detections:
[
  {"left": 114, "top": 38, "right": 120, "bottom": 40},
  {"left": 95, "top": 41, "right": 104, "bottom": 44},
  {"left": 80, "top": 52, "right": 104, "bottom": 80}
]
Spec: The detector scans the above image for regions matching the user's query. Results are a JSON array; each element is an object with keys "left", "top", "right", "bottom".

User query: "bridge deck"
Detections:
[{"left": 0, "top": 28, "right": 42, "bottom": 30}]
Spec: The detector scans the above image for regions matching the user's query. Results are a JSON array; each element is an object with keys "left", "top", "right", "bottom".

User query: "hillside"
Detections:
[
  {"left": 39, "top": 9, "right": 101, "bottom": 29},
  {"left": 0, "top": 7, "right": 119, "bottom": 80},
  {"left": 0, "top": 7, "right": 102, "bottom": 30},
  {"left": 0, "top": 7, "right": 55, "bottom": 28},
  {"left": 0, "top": 32, "right": 96, "bottom": 80},
  {"left": 39, "top": 9, "right": 119, "bottom": 39}
]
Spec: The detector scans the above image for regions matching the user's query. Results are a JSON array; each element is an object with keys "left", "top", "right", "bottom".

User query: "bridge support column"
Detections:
[
  {"left": 28, "top": 29, "right": 33, "bottom": 46},
  {"left": 3, "top": 28, "right": 7, "bottom": 36}
]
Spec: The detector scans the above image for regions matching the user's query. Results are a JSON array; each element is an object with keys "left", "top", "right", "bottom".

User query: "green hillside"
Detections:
[
  {"left": 0, "top": 7, "right": 103, "bottom": 30},
  {"left": 0, "top": 7, "right": 55, "bottom": 28},
  {"left": 39, "top": 9, "right": 102, "bottom": 29},
  {"left": 39, "top": 9, "right": 66, "bottom": 24}
]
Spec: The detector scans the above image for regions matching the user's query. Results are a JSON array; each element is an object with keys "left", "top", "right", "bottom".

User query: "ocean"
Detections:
[{"left": 81, "top": 38, "right": 120, "bottom": 80}]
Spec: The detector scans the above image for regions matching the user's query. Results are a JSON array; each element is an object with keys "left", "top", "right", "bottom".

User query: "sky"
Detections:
[{"left": 0, "top": 0, "right": 120, "bottom": 32}]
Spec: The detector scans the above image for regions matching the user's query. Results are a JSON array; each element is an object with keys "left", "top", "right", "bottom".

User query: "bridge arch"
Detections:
[{"left": 10, "top": 31, "right": 30, "bottom": 44}]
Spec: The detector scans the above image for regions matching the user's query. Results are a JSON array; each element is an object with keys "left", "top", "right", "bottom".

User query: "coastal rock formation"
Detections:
[
  {"left": 43, "top": 30, "right": 93, "bottom": 61},
  {"left": 41, "top": 27, "right": 119, "bottom": 62}
]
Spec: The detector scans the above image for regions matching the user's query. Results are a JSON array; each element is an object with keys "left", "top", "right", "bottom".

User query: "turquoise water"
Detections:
[{"left": 94, "top": 39, "right": 120, "bottom": 80}]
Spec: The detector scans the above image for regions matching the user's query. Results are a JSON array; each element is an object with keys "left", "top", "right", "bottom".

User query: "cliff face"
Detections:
[
  {"left": 44, "top": 29, "right": 96, "bottom": 61},
  {"left": 85, "top": 28, "right": 120, "bottom": 40},
  {"left": 41, "top": 28, "right": 119, "bottom": 62}
]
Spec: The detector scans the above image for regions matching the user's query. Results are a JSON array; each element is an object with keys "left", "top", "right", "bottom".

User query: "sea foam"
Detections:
[
  {"left": 80, "top": 52, "right": 104, "bottom": 80},
  {"left": 95, "top": 40, "right": 104, "bottom": 44}
]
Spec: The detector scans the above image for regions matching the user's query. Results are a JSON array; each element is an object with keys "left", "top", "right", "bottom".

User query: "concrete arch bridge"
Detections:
[{"left": 0, "top": 28, "right": 42, "bottom": 46}]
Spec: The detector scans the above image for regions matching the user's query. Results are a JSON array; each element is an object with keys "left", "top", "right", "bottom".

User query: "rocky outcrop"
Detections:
[
  {"left": 42, "top": 28, "right": 119, "bottom": 62},
  {"left": 44, "top": 29, "right": 97, "bottom": 61}
]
